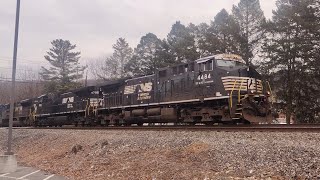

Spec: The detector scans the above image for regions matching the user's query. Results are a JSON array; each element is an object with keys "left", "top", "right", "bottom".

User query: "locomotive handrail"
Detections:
[
  {"left": 84, "top": 100, "right": 89, "bottom": 117},
  {"left": 238, "top": 79, "right": 245, "bottom": 103},
  {"left": 229, "top": 79, "right": 238, "bottom": 109},
  {"left": 93, "top": 102, "right": 98, "bottom": 116},
  {"left": 230, "top": 79, "right": 246, "bottom": 109},
  {"left": 266, "top": 81, "right": 274, "bottom": 104},
  {"left": 28, "top": 109, "right": 36, "bottom": 125}
]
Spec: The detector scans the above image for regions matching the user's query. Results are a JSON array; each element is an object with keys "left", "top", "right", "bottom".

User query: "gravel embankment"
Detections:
[{"left": 0, "top": 128, "right": 320, "bottom": 179}]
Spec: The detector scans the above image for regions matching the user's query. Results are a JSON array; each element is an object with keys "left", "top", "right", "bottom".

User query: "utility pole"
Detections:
[{"left": 6, "top": 0, "right": 21, "bottom": 155}]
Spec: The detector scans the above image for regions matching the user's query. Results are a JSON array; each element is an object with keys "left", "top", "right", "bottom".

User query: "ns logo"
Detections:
[
  {"left": 124, "top": 82, "right": 153, "bottom": 95},
  {"left": 138, "top": 82, "right": 153, "bottom": 93},
  {"left": 136, "top": 82, "right": 153, "bottom": 101}
]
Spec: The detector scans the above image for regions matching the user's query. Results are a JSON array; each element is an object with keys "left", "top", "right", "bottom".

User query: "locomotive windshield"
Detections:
[{"left": 216, "top": 59, "right": 246, "bottom": 68}]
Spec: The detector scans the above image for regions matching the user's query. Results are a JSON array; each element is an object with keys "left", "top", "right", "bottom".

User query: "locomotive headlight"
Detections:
[
  {"left": 266, "top": 91, "right": 271, "bottom": 96},
  {"left": 249, "top": 90, "right": 254, "bottom": 95}
]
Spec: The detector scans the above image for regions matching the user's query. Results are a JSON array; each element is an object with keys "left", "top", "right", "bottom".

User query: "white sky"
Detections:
[{"left": 0, "top": 0, "right": 276, "bottom": 79}]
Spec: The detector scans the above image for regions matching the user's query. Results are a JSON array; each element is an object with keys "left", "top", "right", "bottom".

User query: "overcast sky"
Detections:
[{"left": 0, "top": 0, "right": 276, "bottom": 79}]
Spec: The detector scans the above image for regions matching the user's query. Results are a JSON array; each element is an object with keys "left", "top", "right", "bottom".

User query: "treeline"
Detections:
[
  {"left": 262, "top": 0, "right": 320, "bottom": 123},
  {"left": 90, "top": 0, "right": 266, "bottom": 79},
  {"left": 0, "top": 81, "right": 44, "bottom": 103},
  {"left": 0, "top": 67, "right": 44, "bottom": 104}
]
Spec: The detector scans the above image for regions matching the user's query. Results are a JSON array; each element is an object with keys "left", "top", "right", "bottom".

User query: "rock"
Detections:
[
  {"left": 99, "top": 140, "right": 108, "bottom": 148},
  {"left": 71, "top": 144, "right": 83, "bottom": 154}
]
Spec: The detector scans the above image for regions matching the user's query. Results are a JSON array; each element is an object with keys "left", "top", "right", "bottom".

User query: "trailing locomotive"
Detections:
[
  {"left": 0, "top": 99, "right": 34, "bottom": 127},
  {"left": 0, "top": 54, "right": 273, "bottom": 127}
]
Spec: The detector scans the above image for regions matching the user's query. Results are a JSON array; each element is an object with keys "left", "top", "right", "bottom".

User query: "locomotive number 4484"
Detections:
[
  {"left": 196, "top": 73, "right": 213, "bottom": 85},
  {"left": 197, "top": 73, "right": 211, "bottom": 80}
]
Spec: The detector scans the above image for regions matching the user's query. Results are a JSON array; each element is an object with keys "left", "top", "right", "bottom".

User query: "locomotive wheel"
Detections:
[{"left": 137, "top": 122, "right": 143, "bottom": 126}]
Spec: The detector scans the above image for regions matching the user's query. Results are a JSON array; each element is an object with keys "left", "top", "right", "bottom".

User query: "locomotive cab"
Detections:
[
  {"left": 195, "top": 56, "right": 215, "bottom": 86},
  {"left": 18, "top": 99, "right": 35, "bottom": 126}
]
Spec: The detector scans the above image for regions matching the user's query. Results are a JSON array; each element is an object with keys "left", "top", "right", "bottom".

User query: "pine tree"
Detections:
[
  {"left": 126, "top": 33, "right": 177, "bottom": 76},
  {"left": 196, "top": 9, "right": 241, "bottom": 57},
  {"left": 127, "top": 33, "right": 161, "bottom": 76},
  {"left": 194, "top": 22, "right": 211, "bottom": 56},
  {"left": 232, "top": 0, "right": 266, "bottom": 65},
  {"left": 263, "top": 0, "right": 320, "bottom": 123},
  {"left": 167, "top": 21, "right": 200, "bottom": 62},
  {"left": 101, "top": 38, "right": 133, "bottom": 80},
  {"left": 155, "top": 39, "right": 176, "bottom": 66},
  {"left": 40, "top": 39, "right": 85, "bottom": 93},
  {"left": 212, "top": 9, "right": 242, "bottom": 54}
]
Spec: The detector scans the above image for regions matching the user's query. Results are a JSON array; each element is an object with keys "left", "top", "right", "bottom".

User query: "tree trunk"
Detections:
[{"left": 286, "top": 103, "right": 292, "bottom": 124}]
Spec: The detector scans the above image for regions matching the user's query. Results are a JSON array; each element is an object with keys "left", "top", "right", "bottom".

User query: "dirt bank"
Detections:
[{"left": 0, "top": 128, "right": 319, "bottom": 179}]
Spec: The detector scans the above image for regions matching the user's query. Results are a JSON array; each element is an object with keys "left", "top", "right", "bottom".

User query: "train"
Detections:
[{"left": 0, "top": 54, "right": 273, "bottom": 127}]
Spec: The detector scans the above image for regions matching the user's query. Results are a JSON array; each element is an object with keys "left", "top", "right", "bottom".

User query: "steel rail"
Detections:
[{"left": 12, "top": 124, "right": 320, "bottom": 132}]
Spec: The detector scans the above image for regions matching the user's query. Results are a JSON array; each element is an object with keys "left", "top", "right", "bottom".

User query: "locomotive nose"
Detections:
[
  {"left": 237, "top": 66, "right": 261, "bottom": 79},
  {"left": 237, "top": 67, "right": 248, "bottom": 77},
  {"left": 234, "top": 67, "right": 250, "bottom": 78}
]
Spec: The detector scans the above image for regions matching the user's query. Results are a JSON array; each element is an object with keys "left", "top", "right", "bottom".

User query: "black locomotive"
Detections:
[{"left": 0, "top": 54, "right": 273, "bottom": 127}]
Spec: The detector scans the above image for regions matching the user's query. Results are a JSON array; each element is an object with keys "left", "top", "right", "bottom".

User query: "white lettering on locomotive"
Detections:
[
  {"left": 195, "top": 73, "right": 213, "bottom": 85},
  {"left": 137, "top": 93, "right": 151, "bottom": 100},
  {"left": 91, "top": 91, "right": 100, "bottom": 95}
]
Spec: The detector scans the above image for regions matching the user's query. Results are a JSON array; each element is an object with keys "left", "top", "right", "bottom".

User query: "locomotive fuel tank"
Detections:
[
  {"left": 147, "top": 108, "right": 161, "bottom": 116},
  {"left": 132, "top": 109, "right": 145, "bottom": 116}
]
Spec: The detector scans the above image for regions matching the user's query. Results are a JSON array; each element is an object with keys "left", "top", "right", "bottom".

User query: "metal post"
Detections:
[{"left": 5, "top": 0, "right": 21, "bottom": 155}]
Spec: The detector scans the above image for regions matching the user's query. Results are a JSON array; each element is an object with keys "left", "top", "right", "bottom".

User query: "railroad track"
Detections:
[{"left": 11, "top": 124, "right": 320, "bottom": 132}]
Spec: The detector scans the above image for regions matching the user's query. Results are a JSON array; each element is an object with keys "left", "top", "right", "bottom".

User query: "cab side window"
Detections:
[
  {"left": 189, "top": 63, "right": 194, "bottom": 71},
  {"left": 173, "top": 67, "right": 177, "bottom": 75},
  {"left": 199, "top": 60, "right": 213, "bottom": 71},
  {"left": 199, "top": 63, "right": 206, "bottom": 71},
  {"left": 179, "top": 65, "right": 184, "bottom": 74},
  {"left": 159, "top": 70, "right": 167, "bottom": 78},
  {"left": 207, "top": 60, "right": 213, "bottom": 70}
]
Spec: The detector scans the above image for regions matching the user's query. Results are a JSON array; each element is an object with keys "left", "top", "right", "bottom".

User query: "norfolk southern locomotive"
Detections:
[{"left": 0, "top": 54, "right": 273, "bottom": 127}]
